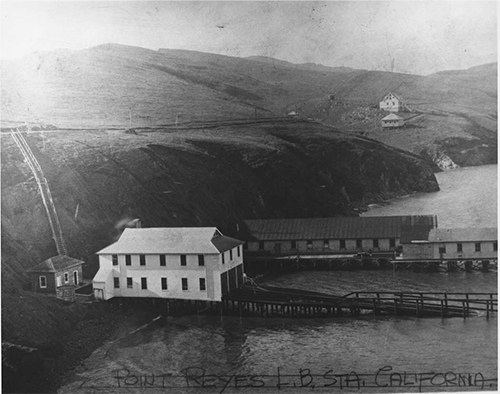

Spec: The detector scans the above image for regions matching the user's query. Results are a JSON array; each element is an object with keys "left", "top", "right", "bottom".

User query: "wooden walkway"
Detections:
[{"left": 222, "top": 286, "right": 497, "bottom": 318}]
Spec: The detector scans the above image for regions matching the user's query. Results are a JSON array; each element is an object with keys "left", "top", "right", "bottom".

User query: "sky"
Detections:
[{"left": 1, "top": 1, "right": 497, "bottom": 75}]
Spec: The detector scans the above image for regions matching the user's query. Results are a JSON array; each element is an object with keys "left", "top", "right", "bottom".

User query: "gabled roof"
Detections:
[
  {"left": 428, "top": 228, "right": 497, "bottom": 243},
  {"left": 382, "top": 113, "right": 404, "bottom": 121},
  {"left": 97, "top": 227, "right": 244, "bottom": 255},
  {"left": 382, "top": 92, "right": 403, "bottom": 102},
  {"left": 27, "top": 255, "right": 84, "bottom": 273},
  {"left": 239, "top": 216, "right": 437, "bottom": 241}
]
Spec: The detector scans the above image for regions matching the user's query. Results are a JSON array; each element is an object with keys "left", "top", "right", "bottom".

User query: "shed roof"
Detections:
[
  {"left": 382, "top": 113, "right": 404, "bottom": 121},
  {"left": 97, "top": 227, "right": 244, "bottom": 255},
  {"left": 428, "top": 228, "right": 497, "bottom": 243},
  {"left": 239, "top": 216, "right": 437, "bottom": 241},
  {"left": 27, "top": 255, "right": 84, "bottom": 273}
]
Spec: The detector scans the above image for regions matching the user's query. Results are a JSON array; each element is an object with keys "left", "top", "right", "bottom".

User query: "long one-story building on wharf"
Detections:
[
  {"left": 93, "top": 227, "right": 245, "bottom": 301},
  {"left": 401, "top": 227, "right": 498, "bottom": 261},
  {"left": 237, "top": 215, "right": 437, "bottom": 256}
]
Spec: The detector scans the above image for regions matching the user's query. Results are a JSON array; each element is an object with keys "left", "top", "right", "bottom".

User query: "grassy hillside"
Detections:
[
  {"left": 1, "top": 44, "right": 496, "bottom": 167},
  {"left": 1, "top": 120, "right": 438, "bottom": 344}
]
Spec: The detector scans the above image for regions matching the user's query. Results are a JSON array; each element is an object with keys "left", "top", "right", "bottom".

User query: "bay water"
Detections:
[{"left": 59, "top": 165, "right": 497, "bottom": 393}]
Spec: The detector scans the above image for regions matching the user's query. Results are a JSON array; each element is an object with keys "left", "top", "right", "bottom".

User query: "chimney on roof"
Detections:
[{"left": 131, "top": 218, "right": 141, "bottom": 228}]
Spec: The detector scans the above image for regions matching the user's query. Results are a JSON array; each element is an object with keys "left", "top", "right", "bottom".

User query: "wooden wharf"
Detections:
[
  {"left": 391, "top": 259, "right": 497, "bottom": 273},
  {"left": 221, "top": 286, "right": 497, "bottom": 319},
  {"left": 244, "top": 254, "right": 497, "bottom": 273}
]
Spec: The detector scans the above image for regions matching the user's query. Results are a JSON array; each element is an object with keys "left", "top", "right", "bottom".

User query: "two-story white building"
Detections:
[
  {"left": 379, "top": 93, "right": 405, "bottom": 112},
  {"left": 93, "top": 227, "right": 245, "bottom": 301}
]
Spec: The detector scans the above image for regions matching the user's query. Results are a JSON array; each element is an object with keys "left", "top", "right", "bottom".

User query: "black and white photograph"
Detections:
[{"left": 1, "top": 1, "right": 497, "bottom": 393}]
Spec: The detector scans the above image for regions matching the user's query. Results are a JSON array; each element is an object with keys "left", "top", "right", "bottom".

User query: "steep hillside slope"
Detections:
[
  {"left": 1, "top": 121, "right": 438, "bottom": 346},
  {"left": 1, "top": 44, "right": 496, "bottom": 166}
]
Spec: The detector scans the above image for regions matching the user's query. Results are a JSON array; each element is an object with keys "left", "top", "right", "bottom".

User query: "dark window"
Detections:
[
  {"left": 307, "top": 240, "right": 313, "bottom": 249},
  {"left": 258, "top": 241, "right": 264, "bottom": 250},
  {"left": 475, "top": 243, "right": 481, "bottom": 252},
  {"left": 340, "top": 239, "right": 346, "bottom": 249},
  {"left": 237, "top": 246, "right": 241, "bottom": 257},
  {"left": 140, "top": 255, "right": 146, "bottom": 266},
  {"left": 141, "top": 277, "right": 147, "bottom": 290},
  {"left": 494, "top": 242, "right": 498, "bottom": 252},
  {"left": 439, "top": 246, "right": 446, "bottom": 254},
  {"left": 324, "top": 240, "right": 329, "bottom": 249},
  {"left": 198, "top": 255, "right": 205, "bottom": 266},
  {"left": 126, "top": 255, "right": 131, "bottom": 266},
  {"left": 114, "top": 277, "right": 120, "bottom": 288},
  {"left": 127, "top": 277, "right": 132, "bottom": 288},
  {"left": 199, "top": 278, "right": 206, "bottom": 291},
  {"left": 180, "top": 255, "right": 187, "bottom": 266},
  {"left": 222, "top": 253, "right": 225, "bottom": 264},
  {"left": 160, "top": 255, "right": 166, "bottom": 266},
  {"left": 356, "top": 239, "right": 362, "bottom": 248},
  {"left": 182, "top": 278, "right": 188, "bottom": 291},
  {"left": 457, "top": 243, "right": 463, "bottom": 252},
  {"left": 39, "top": 276, "right": 47, "bottom": 288},
  {"left": 291, "top": 240, "right": 297, "bottom": 249},
  {"left": 373, "top": 239, "right": 379, "bottom": 248},
  {"left": 230, "top": 249, "right": 233, "bottom": 260},
  {"left": 64, "top": 272, "right": 69, "bottom": 283},
  {"left": 389, "top": 238, "right": 396, "bottom": 248},
  {"left": 161, "top": 277, "right": 168, "bottom": 290},
  {"left": 112, "top": 255, "right": 118, "bottom": 265}
]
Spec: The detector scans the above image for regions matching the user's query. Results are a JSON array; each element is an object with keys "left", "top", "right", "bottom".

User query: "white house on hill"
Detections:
[
  {"left": 381, "top": 113, "right": 405, "bottom": 128},
  {"left": 93, "top": 227, "right": 245, "bottom": 301},
  {"left": 379, "top": 93, "right": 405, "bottom": 112}
]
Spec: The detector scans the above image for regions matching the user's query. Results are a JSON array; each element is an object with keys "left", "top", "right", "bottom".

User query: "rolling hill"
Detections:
[
  {"left": 1, "top": 44, "right": 496, "bottom": 167},
  {"left": 0, "top": 43, "right": 495, "bottom": 392}
]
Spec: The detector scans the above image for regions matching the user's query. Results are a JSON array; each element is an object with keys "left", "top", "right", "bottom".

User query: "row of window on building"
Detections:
[
  {"left": 438, "top": 242, "right": 497, "bottom": 254},
  {"left": 256, "top": 239, "right": 396, "bottom": 250},
  {"left": 111, "top": 248, "right": 241, "bottom": 267},
  {"left": 113, "top": 277, "right": 206, "bottom": 291}
]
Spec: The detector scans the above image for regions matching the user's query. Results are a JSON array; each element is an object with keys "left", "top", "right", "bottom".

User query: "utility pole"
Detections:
[{"left": 129, "top": 107, "right": 132, "bottom": 129}]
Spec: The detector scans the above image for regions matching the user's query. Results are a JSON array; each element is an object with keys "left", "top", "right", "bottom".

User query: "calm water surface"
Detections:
[
  {"left": 60, "top": 166, "right": 497, "bottom": 393},
  {"left": 363, "top": 165, "right": 497, "bottom": 228}
]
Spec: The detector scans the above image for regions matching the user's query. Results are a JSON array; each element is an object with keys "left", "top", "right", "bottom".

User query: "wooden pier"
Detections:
[
  {"left": 221, "top": 286, "right": 497, "bottom": 319},
  {"left": 245, "top": 253, "right": 394, "bottom": 272},
  {"left": 391, "top": 259, "right": 498, "bottom": 273},
  {"left": 244, "top": 253, "right": 497, "bottom": 273},
  {"left": 115, "top": 286, "right": 497, "bottom": 320}
]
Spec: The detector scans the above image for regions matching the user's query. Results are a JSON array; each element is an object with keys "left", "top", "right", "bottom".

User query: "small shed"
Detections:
[
  {"left": 56, "top": 285, "right": 77, "bottom": 302},
  {"left": 381, "top": 113, "right": 405, "bottom": 128},
  {"left": 287, "top": 111, "right": 298, "bottom": 117},
  {"left": 27, "top": 255, "right": 84, "bottom": 294}
]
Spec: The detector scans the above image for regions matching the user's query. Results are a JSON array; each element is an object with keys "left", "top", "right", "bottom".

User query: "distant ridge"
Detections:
[
  {"left": 1, "top": 43, "right": 496, "bottom": 167},
  {"left": 247, "top": 55, "right": 358, "bottom": 73}
]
